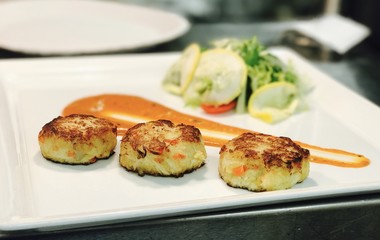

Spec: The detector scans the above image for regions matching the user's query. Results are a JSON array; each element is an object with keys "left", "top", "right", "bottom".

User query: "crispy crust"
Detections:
[
  {"left": 38, "top": 114, "right": 117, "bottom": 165},
  {"left": 219, "top": 132, "right": 310, "bottom": 191},
  {"left": 119, "top": 119, "right": 206, "bottom": 177},
  {"left": 121, "top": 119, "right": 203, "bottom": 156},
  {"left": 220, "top": 132, "right": 309, "bottom": 169},
  {"left": 39, "top": 114, "right": 117, "bottom": 142}
]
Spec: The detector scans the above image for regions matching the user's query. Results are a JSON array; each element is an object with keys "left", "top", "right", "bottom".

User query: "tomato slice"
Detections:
[{"left": 201, "top": 101, "right": 237, "bottom": 114}]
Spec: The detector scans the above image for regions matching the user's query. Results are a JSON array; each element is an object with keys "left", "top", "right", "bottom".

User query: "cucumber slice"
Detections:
[
  {"left": 162, "top": 43, "right": 201, "bottom": 95},
  {"left": 183, "top": 49, "right": 247, "bottom": 106}
]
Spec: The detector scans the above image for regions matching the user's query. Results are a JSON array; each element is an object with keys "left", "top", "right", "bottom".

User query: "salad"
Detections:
[{"left": 162, "top": 37, "right": 312, "bottom": 123}]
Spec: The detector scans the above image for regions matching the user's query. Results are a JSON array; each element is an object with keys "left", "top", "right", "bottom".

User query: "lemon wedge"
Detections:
[
  {"left": 162, "top": 43, "right": 201, "bottom": 95},
  {"left": 183, "top": 48, "right": 247, "bottom": 106},
  {"left": 248, "top": 82, "right": 300, "bottom": 123}
]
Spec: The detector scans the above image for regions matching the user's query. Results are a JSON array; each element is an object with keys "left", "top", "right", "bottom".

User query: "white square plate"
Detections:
[{"left": 1, "top": 48, "right": 380, "bottom": 231}]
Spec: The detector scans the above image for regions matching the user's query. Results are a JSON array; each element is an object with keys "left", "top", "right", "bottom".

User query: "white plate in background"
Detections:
[
  {"left": 0, "top": 48, "right": 380, "bottom": 231},
  {"left": 0, "top": 0, "right": 190, "bottom": 55}
]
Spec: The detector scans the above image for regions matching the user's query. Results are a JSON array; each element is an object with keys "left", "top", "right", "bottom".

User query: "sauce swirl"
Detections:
[{"left": 63, "top": 94, "right": 370, "bottom": 168}]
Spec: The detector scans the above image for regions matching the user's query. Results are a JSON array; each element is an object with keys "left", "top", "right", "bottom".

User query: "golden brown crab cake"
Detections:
[
  {"left": 119, "top": 119, "right": 207, "bottom": 177},
  {"left": 219, "top": 132, "right": 310, "bottom": 192},
  {"left": 38, "top": 114, "right": 117, "bottom": 165}
]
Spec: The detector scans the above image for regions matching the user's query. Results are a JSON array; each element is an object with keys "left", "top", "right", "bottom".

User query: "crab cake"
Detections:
[
  {"left": 219, "top": 132, "right": 310, "bottom": 192},
  {"left": 119, "top": 119, "right": 207, "bottom": 177},
  {"left": 38, "top": 114, "right": 117, "bottom": 165}
]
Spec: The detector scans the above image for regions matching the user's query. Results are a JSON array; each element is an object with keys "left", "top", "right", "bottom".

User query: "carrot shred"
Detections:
[
  {"left": 173, "top": 153, "right": 186, "bottom": 160},
  {"left": 232, "top": 165, "right": 247, "bottom": 176},
  {"left": 154, "top": 157, "right": 164, "bottom": 163},
  {"left": 67, "top": 150, "right": 76, "bottom": 157}
]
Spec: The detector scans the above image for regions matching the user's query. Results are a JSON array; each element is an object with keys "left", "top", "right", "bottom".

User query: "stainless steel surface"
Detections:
[{"left": 1, "top": 22, "right": 380, "bottom": 239}]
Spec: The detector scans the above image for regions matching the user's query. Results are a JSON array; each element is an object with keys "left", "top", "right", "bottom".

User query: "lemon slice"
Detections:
[
  {"left": 183, "top": 48, "right": 247, "bottom": 106},
  {"left": 248, "top": 82, "right": 300, "bottom": 123},
  {"left": 162, "top": 43, "right": 201, "bottom": 95}
]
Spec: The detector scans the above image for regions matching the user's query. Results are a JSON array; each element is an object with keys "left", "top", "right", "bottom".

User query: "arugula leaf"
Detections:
[{"left": 211, "top": 37, "right": 263, "bottom": 66}]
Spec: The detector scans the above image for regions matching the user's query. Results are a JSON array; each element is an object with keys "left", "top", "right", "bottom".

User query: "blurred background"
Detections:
[
  {"left": 118, "top": 0, "right": 327, "bottom": 22},
  {"left": 115, "top": 0, "right": 379, "bottom": 50},
  {"left": 0, "top": 0, "right": 378, "bottom": 56}
]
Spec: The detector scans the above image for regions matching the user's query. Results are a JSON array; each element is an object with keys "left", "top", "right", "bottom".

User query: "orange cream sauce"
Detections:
[{"left": 63, "top": 94, "right": 370, "bottom": 168}]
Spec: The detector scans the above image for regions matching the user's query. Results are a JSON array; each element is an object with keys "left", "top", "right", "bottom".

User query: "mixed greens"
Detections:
[{"left": 162, "top": 36, "right": 312, "bottom": 123}]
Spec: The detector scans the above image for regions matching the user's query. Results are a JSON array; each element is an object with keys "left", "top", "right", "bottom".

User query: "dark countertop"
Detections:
[{"left": 1, "top": 22, "right": 380, "bottom": 240}]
